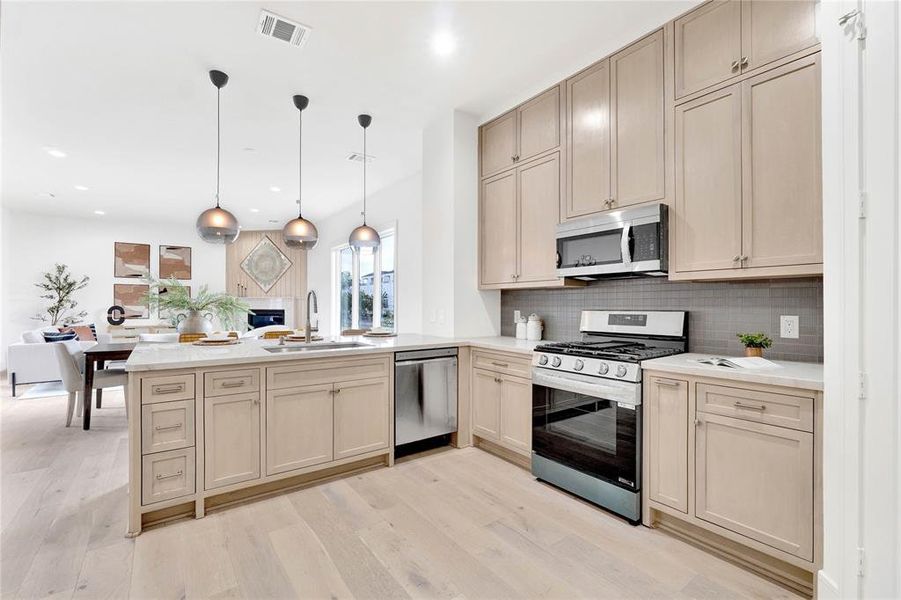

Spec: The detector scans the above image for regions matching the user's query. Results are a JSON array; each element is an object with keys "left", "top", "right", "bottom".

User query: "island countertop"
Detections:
[{"left": 125, "top": 334, "right": 548, "bottom": 372}]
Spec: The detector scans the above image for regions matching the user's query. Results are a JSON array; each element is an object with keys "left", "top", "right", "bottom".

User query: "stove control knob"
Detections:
[
  {"left": 615, "top": 365, "right": 628, "bottom": 378},
  {"left": 573, "top": 359, "right": 584, "bottom": 371},
  {"left": 598, "top": 362, "right": 609, "bottom": 375},
  {"left": 538, "top": 354, "right": 549, "bottom": 366},
  {"left": 551, "top": 356, "right": 562, "bottom": 367}
]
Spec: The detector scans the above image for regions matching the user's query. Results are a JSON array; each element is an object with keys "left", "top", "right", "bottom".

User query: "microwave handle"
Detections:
[{"left": 621, "top": 223, "right": 632, "bottom": 264}]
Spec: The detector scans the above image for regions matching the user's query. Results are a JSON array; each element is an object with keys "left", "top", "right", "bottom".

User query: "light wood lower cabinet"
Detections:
[
  {"left": 204, "top": 392, "right": 261, "bottom": 490},
  {"left": 334, "top": 377, "right": 390, "bottom": 460},
  {"left": 471, "top": 355, "right": 532, "bottom": 458},
  {"left": 696, "top": 412, "right": 814, "bottom": 561},
  {"left": 266, "top": 384, "right": 333, "bottom": 475},
  {"left": 643, "top": 370, "right": 822, "bottom": 586},
  {"left": 646, "top": 376, "right": 689, "bottom": 513}
]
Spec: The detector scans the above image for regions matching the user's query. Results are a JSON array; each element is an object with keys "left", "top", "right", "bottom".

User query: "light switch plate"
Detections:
[{"left": 780, "top": 315, "right": 799, "bottom": 339}]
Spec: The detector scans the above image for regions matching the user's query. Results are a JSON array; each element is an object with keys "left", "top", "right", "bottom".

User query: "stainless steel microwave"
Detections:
[{"left": 556, "top": 203, "right": 668, "bottom": 279}]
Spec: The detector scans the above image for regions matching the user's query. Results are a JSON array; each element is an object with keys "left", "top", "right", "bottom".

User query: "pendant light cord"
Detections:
[
  {"left": 298, "top": 109, "right": 303, "bottom": 218},
  {"left": 216, "top": 86, "right": 221, "bottom": 208},
  {"left": 362, "top": 125, "right": 367, "bottom": 224}
]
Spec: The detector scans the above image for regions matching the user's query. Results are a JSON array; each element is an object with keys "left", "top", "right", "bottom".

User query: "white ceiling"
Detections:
[{"left": 1, "top": 0, "right": 696, "bottom": 229}]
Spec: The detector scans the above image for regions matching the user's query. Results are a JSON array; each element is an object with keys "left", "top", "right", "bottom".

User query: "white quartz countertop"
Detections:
[
  {"left": 125, "top": 334, "right": 547, "bottom": 372},
  {"left": 641, "top": 353, "right": 824, "bottom": 391}
]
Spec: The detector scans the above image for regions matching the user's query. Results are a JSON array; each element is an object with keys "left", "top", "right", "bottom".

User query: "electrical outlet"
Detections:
[
  {"left": 514, "top": 310, "right": 522, "bottom": 323},
  {"left": 780, "top": 315, "right": 799, "bottom": 339}
]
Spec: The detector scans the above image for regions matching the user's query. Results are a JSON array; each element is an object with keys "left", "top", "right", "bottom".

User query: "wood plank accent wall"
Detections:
[{"left": 225, "top": 230, "right": 308, "bottom": 302}]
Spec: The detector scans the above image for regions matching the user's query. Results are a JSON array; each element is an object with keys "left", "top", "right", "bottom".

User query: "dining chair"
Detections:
[
  {"left": 178, "top": 332, "right": 207, "bottom": 343},
  {"left": 53, "top": 341, "right": 128, "bottom": 427},
  {"left": 341, "top": 328, "right": 368, "bottom": 336},
  {"left": 262, "top": 330, "right": 294, "bottom": 340}
]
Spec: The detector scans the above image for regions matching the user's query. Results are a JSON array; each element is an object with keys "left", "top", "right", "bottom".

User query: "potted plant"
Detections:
[
  {"left": 736, "top": 332, "right": 773, "bottom": 357},
  {"left": 143, "top": 278, "right": 252, "bottom": 334},
  {"left": 32, "top": 263, "right": 90, "bottom": 326}
]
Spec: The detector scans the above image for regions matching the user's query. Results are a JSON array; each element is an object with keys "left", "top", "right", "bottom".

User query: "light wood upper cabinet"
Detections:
[
  {"left": 646, "top": 377, "right": 689, "bottom": 513},
  {"left": 481, "top": 86, "right": 561, "bottom": 179},
  {"left": 519, "top": 86, "right": 561, "bottom": 163},
  {"left": 204, "top": 392, "right": 261, "bottom": 490},
  {"left": 481, "top": 111, "right": 517, "bottom": 178},
  {"left": 333, "top": 377, "right": 390, "bottom": 460},
  {"left": 517, "top": 154, "right": 561, "bottom": 283},
  {"left": 741, "top": 0, "right": 819, "bottom": 73},
  {"left": 674, "top": 0, "right": 742, "bottom": 99},
  {"left": 675, "top": 0, "right": 819, "bottom": 100},
  {"left": 480, "top": 170, "right": 518, "bottom": 285},
  {"left": 742, "top": 55, "right": 822, "bottom": 269},
  {"left": 499, "top": 375, "right": 532, "bottom": 455},
  {"left": 566, "top": 59, "right": 612, "bottom": 218},
  {"left": 266, "top": 384, "right": 333, "bottom": 476},
  {"left": 696, "top": 412, "right": 814, "bottom": 561},
  {"left": 674, "top": 84, "right": 743, "bottom": 273},
  {"left": 472, "top": 368, "right": 501, "bottom": 440},
  {"left": 611, "top": 29, "right": 665, "bottom": 208}
]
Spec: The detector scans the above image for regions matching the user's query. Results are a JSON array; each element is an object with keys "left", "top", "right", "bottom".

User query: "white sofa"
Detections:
[{"left": 8, "top": 327, "right": 111, "bottom": 396}]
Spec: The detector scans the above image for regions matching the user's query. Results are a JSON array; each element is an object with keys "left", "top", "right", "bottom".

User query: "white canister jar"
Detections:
[
  {"left": 515, "top": 317, "right": 527, "bottom": 340},
  {"left": 526, "top": 314, "right": 543, "bottom": 341}
]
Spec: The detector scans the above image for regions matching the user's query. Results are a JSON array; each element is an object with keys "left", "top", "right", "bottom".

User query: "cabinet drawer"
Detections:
[
  {"left": 267, "top": 356, "right": 390, "bottom": 390},
  {"left": 472, "top": 350, "right": 531, "bottom": 380},
  {"left": 141, "top": 447, "right": 195, "bottom": 505},
  {"left": 141, "top": 373, "right": 195, "bottom": 404},
  {"left": 141, "top": 400, "right": 195, "bottom": 454},
  {"left": 204, "top": 368, "right": 260, "bottom": 397},
  {"left": 696, "top": 383, "right": 813, "bottom": 432}
]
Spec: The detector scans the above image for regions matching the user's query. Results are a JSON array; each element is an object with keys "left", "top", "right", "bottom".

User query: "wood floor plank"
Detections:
[{"left": 73, "top": 537, "right": 134, "bottom": 599}]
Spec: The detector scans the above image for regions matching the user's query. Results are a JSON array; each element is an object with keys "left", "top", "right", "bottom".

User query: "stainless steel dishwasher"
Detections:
[{"left": 394, "top": 347, "right": 458, "bottom": 447}]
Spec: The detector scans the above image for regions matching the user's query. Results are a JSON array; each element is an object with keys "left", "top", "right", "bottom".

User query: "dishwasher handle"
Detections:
[{"left": 395, "top": 356, "right": 458, "bottom": 367}]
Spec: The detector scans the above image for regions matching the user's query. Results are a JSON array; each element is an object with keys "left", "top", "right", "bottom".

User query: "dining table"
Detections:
[{"left": 83, "top": 341, "right": 136, "bottom": 430}]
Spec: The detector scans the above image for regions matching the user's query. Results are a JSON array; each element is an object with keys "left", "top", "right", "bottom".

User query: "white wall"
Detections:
[
  {"left": 1, "top": 209, "right": 225, "bottom": 367},
  {"left": 305, "top": 172, "right": 423, "bottom": 337}
]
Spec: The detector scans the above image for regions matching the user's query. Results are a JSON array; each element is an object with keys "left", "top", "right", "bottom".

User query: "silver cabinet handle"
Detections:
[
  {"left": 739, "top": 255, "right": 748, "bottom": 262},
  {"left": 155, "top": 470, "right": 183, "bottom": 480},
  {"left": 734, "top": 401, "right": 766, "bottom": 411},
  {"left": 731, "top": 59, "right": 740, "bottom": 71},
  {"left": 733, "top": 255, "right": 741, "bottom": 262},
  {"left": 493, "top": 377, "right": 503, "bottom": 384},
  {"left": 608, "top": 198, "right": 615, "bottom": 207},
  {"left": 252, "top": 397, "right": 260, "bottom": 405},
  {"left": 220, "top": 380, "right": 245, "bottom": 388},
  {"left": 491, "top": 361, "right": 509, "bottom": 368},
  {"left": 740, "top": 56, "right": 749, "bottom": 68},
  {"left": 695, "top": 418, "right": 702, "bottom": 427},
  {"left": 655, "top": 379, "right": 682, "bottom": 387},
  {"left": 153, "top": 384, "right": 184, "bottom": 394},
  {"left": 334, "top": 388, "right": 342, "bottom": 394},
  {"left": 154, "top": 423, "right": 183, "bottom": 431}
]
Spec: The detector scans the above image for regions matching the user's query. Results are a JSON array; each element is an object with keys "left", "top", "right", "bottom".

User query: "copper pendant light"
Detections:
[
  {"left": 282, "top": 95, "right": 319, "bottom": 250},
  {"left": 348, "top": 114, "right": 380, "bottom": 252},
  {"left": 196, "top": 69, "right": 240, "bottom": 244}
]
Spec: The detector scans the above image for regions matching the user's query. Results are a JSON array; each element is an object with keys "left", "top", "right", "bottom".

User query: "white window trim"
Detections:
[{"left": 331, "top": 224, "right": 396, "bottom": 335}]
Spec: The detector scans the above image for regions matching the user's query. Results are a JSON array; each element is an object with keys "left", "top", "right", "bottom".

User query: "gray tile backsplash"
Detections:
[{"left": 501, "top": 278, "right": 823, "bottom": 363}]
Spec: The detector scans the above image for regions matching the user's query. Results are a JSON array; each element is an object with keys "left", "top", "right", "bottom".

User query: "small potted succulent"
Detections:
[{"left": 736, "top": 332, "right": 773, "bottom": 357}]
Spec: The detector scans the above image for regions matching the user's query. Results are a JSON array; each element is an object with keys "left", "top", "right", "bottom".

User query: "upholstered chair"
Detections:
[{"left": 53, "top": 341, "right": 128, "bottom": 427}]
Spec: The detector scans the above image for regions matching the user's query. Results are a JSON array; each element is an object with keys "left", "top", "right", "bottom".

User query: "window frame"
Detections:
[{"left": 331, "top": 224, "right": 396, "bottom": 334}]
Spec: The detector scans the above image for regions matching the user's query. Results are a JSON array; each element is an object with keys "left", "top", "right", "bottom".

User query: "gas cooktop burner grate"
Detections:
[{"left": 534, "top": 341, "right": 682, "bottom": 363}]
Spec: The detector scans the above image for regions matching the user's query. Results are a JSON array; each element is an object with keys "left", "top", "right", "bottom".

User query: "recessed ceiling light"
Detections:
[
  {"left": 35, "top": 192, "right": 56, "bottom": 200},
  {"left": 243, "top": 147, "right": 256, "bottom": 152},
  {"left": 431, "top": 31, "right": 457, "bottom": 57},
  {"left": 43, "top": 146, "right": 67, "bottom": 158},
  {"left": 94, "top": 210, "right": 106, "bottom": 215},
  {"left": 74, "top": 185, "right": 89, "bottom": 191},
  {"left": 249, "top": 208, "right": 260, "bottom": 213},
  {"left": 268, "top": 219, "right": 279, "bottom": 223},
  {"left": 269, "top": 186, "right": 281, "bottom": 192}
]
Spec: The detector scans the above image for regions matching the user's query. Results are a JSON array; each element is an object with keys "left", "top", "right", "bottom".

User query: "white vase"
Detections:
[{"left": 176, "top": 310, "right": 214, "bottom": 335}]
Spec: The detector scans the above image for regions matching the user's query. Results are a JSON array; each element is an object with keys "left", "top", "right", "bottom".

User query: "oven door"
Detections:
[{"left": 531, "top": 369, "right": 641, "bottom": 491}]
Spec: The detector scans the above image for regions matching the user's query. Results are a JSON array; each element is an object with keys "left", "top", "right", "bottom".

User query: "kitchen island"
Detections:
[{"left": 124, "top": 334, "right": 542, "bottom": 535}]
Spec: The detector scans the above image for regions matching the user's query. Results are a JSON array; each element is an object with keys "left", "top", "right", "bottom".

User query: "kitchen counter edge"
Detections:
[{"left": 641, "top": 353, "right": 824, "bottom": 391}]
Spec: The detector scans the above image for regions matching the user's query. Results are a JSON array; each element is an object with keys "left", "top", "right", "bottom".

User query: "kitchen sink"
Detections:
[{"left": 263, "top": 341, "right": 372, "bottom": 353}]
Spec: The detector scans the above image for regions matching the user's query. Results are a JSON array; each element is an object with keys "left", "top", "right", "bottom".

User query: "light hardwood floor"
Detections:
[{"left": 1, "top": 380, "right": 801, "bottom": 599}]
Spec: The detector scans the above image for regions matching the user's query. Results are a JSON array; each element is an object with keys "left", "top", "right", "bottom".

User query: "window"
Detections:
[{"left": 333, "top": 227, "right": 396, "bottom": 333}]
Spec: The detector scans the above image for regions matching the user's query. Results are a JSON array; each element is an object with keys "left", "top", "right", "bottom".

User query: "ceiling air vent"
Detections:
[
  {"left": 257, "top": 10, "right": 311, "bottom": 48},
  {"left": 346, "top": 152, "right": 375, "bottom": 163}
]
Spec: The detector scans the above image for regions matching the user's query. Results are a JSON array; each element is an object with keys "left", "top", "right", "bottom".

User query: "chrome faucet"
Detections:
[{"left": 305, "top": 290, "right": 318, "bottom": 344}]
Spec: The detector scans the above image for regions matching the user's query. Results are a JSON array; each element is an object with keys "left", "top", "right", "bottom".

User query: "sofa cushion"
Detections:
[
  {"left": 43, "top": 330, "right": 78, "bottom": 343},
  {"left": 21, "top": 329, "right": 47, "bottom": 343},
  {"left": 63, "top": 324, "right": 97, "bottom": 341}
]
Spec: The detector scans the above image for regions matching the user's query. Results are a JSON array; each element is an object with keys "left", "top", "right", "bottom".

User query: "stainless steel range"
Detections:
[{"left": 531, "top": 310, "right": 688, "bottom": 523}]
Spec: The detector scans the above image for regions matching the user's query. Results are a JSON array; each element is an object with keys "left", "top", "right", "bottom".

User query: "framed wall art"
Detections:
[
  {"left": 159, "top": 245, "right": 192, "bottom": 280},
  {"left": 113, "top": 283, "right": 150, "bottom": 318},
  {"left": 114, "top": 242, "right": 150, "bottom": 278}
]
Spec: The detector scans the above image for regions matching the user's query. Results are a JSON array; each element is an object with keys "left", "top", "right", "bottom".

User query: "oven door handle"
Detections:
[{"left": 532, "top": 369, "right": 641, "bottom": 406}]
